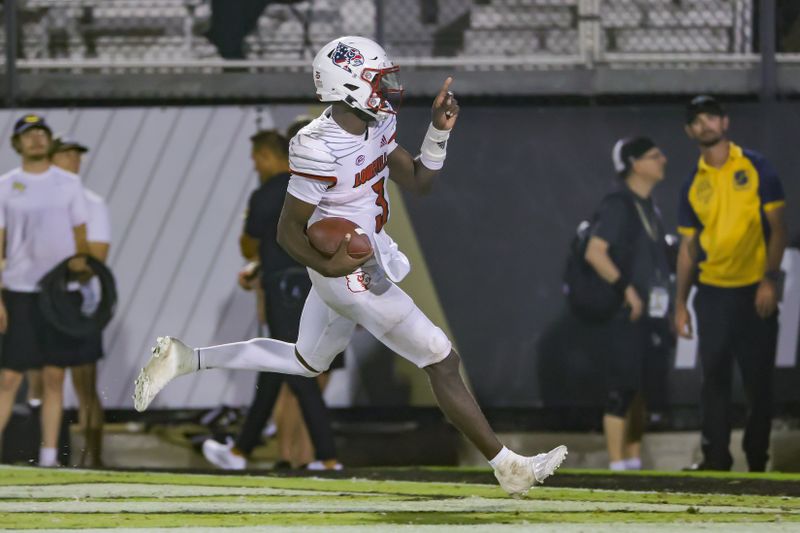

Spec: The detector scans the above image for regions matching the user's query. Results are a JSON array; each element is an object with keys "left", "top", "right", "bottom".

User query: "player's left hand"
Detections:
[
  {"left": 755, "top": 278, "right": 778, "bottom": 318},
  {"left": 431, "top": 77, "right": 459, "bottom": 131}
]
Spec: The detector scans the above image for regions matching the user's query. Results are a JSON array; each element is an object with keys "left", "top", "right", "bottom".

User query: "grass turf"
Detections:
[{"left": 0, "top": 465, "right": 797, "bottom": 529}]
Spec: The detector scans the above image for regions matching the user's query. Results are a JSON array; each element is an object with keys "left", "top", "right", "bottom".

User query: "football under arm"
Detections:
[
  {"left": 584, "top": 236, "right": 623, "bottom": 285},
  {"left": 387, "top": 145, "right": 438, "bottom": 195},
  {"left": 276, "top": 192, "right": 333, "bottom": 276}
]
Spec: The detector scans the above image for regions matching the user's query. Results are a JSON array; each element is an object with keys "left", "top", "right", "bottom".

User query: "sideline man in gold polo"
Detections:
[{"left": 675, "top": 96, "right": 788, "bottom": 471}]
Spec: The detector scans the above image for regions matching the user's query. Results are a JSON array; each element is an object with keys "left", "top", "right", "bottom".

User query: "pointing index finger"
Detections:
[{"left": 435, "top": 77, "right": 454, "bottom": 105}]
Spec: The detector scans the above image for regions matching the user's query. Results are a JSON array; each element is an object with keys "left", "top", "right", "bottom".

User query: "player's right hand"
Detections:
[
  {"left": 323, "top": 233, "right": 373, "bottom": 278},
  {"left": 431, "top": 77, "right": 459, "bottom": 131},
  {"left": 674, "top": 304, "right": 693, "bottom": 339}
]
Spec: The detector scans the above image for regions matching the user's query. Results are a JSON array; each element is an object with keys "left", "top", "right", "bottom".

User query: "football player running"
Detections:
[{"left": 134, "top": 36, "right": 566, "bottom": 496}]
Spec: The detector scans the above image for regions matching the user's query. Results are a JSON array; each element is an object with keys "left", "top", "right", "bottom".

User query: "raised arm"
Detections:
[{"left": 388, "top": 77, "right": 460, "bottom": 195}]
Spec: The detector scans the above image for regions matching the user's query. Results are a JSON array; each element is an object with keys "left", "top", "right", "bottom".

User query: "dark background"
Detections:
[{"left": 395, "top": 101, "right": 800, "bottom": 409}]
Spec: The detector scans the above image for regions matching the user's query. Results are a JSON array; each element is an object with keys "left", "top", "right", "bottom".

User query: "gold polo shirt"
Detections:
[{"left": 678, "top": 142, "right": 785, "bottom": 288}]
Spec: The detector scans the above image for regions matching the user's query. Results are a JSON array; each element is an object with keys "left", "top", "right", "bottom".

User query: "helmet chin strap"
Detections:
[{"left": 343, "top": 95, "right": 384, "bottom": 122}]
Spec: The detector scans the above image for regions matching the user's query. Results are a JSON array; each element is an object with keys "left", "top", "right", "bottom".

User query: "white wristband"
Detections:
[{"left": 418, "top": 122, "right": 450, "bottom": 171}]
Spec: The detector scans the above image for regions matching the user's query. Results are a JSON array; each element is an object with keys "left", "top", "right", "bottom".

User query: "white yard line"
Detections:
[
  {"left": 24, "top": 525, "right": 800, "bottom": 533},
  {"left": 0, "top": 496, "right": 793, "bottom": 515},
  {"left": 0, "top": 483, "right": 330, "bottom": 500}
]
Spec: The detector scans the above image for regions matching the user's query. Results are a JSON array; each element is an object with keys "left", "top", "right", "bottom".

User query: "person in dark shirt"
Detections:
[
  {"left": 202, "top": 129, "right": 340, "bottom": 471},
  {"left": 584, "top": 137, "right": 673, "bottom": 471}
]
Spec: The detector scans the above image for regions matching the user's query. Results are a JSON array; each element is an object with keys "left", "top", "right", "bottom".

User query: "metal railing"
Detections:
[
  {"left": 1, "top": 0, "right": 784, "bottom": 67},
  {"left": 1, "top": 0, "right": 795, "bottom": 102}
]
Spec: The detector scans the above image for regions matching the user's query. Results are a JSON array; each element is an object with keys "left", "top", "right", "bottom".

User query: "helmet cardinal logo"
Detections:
[{"left": 331, "top": 42, "right": 364, "bottom": 73}]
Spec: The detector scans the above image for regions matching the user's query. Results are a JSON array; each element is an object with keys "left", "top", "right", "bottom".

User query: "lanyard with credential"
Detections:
[
  {"left": 633, "top": 200, "right": 670, "bottom": 318},
  {"left": 634, "top": 201, "right": 658, "bottom": 242}
]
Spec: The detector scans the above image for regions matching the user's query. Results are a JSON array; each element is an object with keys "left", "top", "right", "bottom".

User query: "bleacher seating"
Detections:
[
  {"left": 461, "top": 0, "right": 749, "bottom": 59},
  {"left": 463, "top": 0, "right": 578, "bottom": 57},
  {"left": 602, "top": 0, "right": 741, "bottom": 55},
  {"left": 10, "top": 0, "right": 752, "bottom": 63}
]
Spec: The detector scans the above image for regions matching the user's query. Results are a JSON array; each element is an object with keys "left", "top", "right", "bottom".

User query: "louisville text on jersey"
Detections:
[{"left": 353, "top": 153, "right": 388, "bottom": 188}]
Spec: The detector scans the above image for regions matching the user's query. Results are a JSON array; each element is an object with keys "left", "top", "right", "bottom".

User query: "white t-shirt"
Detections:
[
  {"left": 0, "top": 166, "right": 88, "bottom": 292},
  {"left": 287, "top": 108, "right": 410, "bottom": 282},
  {"left": 84, "top": 188, "right": 111, "bottom": 244},
  {"left": 67, "top": 188, "right": 111, "bottom": 296}
]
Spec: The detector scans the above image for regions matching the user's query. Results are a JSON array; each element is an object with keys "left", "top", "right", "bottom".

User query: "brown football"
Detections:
[{"left": 307, "top": 217, "right": 373, "bottom": 259}]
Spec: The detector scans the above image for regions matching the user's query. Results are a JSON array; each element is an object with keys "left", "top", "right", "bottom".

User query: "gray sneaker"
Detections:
[
  {"left": 493, "top": 445, "right": 568, "bottom": 497},
  {"left": 133, "top": 336, "right": 196, "bottom": 412}
]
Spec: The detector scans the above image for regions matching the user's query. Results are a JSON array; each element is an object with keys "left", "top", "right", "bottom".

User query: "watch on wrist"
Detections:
[{"left": 764, "top": 270, "right": 781, "bottom": 284}]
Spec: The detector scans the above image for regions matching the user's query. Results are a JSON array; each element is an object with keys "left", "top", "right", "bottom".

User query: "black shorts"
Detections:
[
  {"left": 592, "top": 311, "right": 672, "bottom": 401},
  {"left": 1, "top": 290, "right": 103, "bottom": 372},
  {"left": 1, "top": 290, "right": 48, "bottom": 371},
  {"left": 45, "top": 292, "right": 104, "bottom": 367}
]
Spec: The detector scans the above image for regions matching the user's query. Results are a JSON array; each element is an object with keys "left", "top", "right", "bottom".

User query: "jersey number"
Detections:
[{"left": 372, "top": 178, "right": 389, "bottom": 233}]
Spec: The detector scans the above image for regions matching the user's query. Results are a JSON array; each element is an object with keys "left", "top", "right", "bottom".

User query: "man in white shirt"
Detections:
[
  {"left": 0, "top": 115, "right": 91, "bottom": 467},
  {"left": 50, "top": 135, "right": 111, "bottom": 467},
  {"left": 134, "top": 37, "right": 567, "bottom": 496}
]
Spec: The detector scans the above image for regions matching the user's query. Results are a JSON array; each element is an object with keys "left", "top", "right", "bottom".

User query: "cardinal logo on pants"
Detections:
[{"left": 346, "top": 271, "right": 372, "bottom": 293}]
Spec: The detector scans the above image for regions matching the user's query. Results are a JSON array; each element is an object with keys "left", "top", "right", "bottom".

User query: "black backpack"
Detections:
[{"left": 563, "top": 193, "right": 636, "bottom": 322}]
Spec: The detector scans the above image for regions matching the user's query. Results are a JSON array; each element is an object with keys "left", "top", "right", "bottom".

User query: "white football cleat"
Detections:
[
  {"left": 202, "top": 438, "right": 246, "bottom": 470},
  {"left": 494, "top": 445, "right": 568, "bottom": 498},
  {"left": 133, "top": 336, "right": 196, "bottom": 412},
  {"left": 531, "top": 444, "right": 569, "bottom": 485}
]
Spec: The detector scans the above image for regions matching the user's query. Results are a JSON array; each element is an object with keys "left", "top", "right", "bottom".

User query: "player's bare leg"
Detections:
[
  {"left": 424, "top": 350, "right": 501, "bottom": 458},
  {"left": 424, "top": 349, "right": 567, "bottom": 497}
]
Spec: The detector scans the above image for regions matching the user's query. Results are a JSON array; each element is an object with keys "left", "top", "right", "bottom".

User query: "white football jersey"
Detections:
[
  {"left": 0, "top": 165, "right": 88, "bottom": 292},
  {"left": 287, "top": 107, "right": 410, "bottom": 282}
]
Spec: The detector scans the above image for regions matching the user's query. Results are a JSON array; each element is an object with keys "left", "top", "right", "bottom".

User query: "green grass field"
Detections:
[{"left": 1, "top": 465, "right": 799, "bottom": 531}]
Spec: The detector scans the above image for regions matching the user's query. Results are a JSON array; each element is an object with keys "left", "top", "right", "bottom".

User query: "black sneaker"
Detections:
[{"left": 272, "top": 460, "right": 292, "bottom": 471}]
